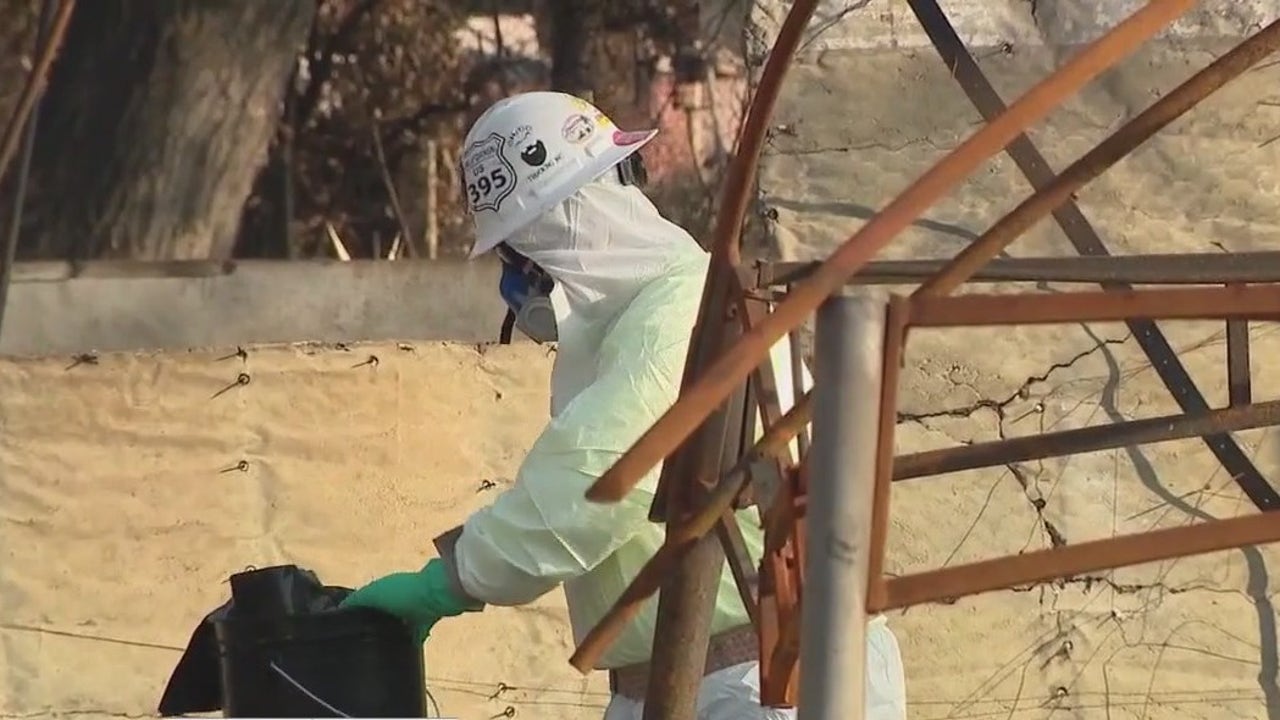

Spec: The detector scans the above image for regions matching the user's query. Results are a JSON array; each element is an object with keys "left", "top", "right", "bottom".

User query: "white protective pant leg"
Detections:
[{"left": 601, "top": 617, "right": 906, "bottom": 720}]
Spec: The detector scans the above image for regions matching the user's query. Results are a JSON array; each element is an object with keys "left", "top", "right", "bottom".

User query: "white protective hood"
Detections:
[
  {"left": 505, "top": 178, "right": 709, "bottom": 416},
  {"left": 505, "top": 176, "right": 812, "bottom": 455}
]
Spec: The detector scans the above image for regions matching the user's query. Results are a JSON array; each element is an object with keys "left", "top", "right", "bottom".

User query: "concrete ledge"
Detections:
[{"left": 0, "top": 258, "right": 514, "bottom": 357}]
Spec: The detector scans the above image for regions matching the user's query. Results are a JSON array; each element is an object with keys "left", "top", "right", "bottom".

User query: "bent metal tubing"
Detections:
[
  {"left": 709, "top": 1, "right": 819, "bottom": 270},
  {"left": 645, "top": 0, "right": 820, "bottom": 516},
  {"left": 569, "top": 286, "right": 1280, "bottom": 670},
  {"left": 880, "top": 510, "right": 1280, "bottom": 610},
  {"left": 584, "top": 0, "right": 1199, "bottom": 505},
  {"left": 635, "top": 3, "right": 821, "bottom": 715}
]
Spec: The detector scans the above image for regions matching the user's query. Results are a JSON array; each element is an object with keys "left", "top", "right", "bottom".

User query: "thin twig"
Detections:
[
  {"left": 0, "top": 0, "right": 75, "bottom": 186},
  {"left": 325, "top": 222, "right": 352, "bottom": 260},
  {"left": 423, "top": 139, "right": 439, "bottom": 259},
  {"left": 1, "top": 0, "right": 75, "bottom": 340},
  {"left": 491, "top": 0, "right": 505, "bottom": 57},
  {"left": 369, "top": 119, "right": 420, "bottom": 258}
]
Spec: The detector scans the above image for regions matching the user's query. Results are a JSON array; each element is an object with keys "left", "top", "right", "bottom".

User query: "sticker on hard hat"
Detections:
[
  {"left": 526, "top": 150, "right": 564, "bottom": 183},
  {"left": 462, "top": 132, "right": 517, "bottom": 213},
  {"left": 561, "top": 114, "right": 594, "bottom": 144},
  {"left": 519, "top": 139, "right": 548, "bottom": 167},
  {"left": 508, "top": 123, "right": 533, "bottom": 147},
  {"left": 613, "top": 129, "right": 650, "bottom": 146}
]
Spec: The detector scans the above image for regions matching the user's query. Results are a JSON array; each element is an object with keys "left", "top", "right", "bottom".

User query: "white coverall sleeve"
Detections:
[{"left": 451, "top": 326, "right": 685, "bottom": 606}]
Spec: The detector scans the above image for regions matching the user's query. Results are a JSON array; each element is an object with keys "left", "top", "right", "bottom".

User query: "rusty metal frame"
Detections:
[
  {"left": 584, "top": 0, "right": 1215, "bottom": 505},
  {"left": 903, "top": 0, "right": 1280, "bottom": 514},
  {"left": 761, "top": 251, "right": 1280, "bottom": 287},
  {"left": 626, "top": 2, "right": 823, "bottom": 715},
  {"left": 572, "top": 1, "right": 1280, "bottom": 717},
  {"left": 868, "top": 286, "right": 1280, "bottom": 610}
]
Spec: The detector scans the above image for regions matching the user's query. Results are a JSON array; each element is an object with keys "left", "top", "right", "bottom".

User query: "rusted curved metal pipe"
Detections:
[
  {"left": 644, "top": 0, "right": 820, "bottom": 519},
  {"left": 706, "top": 4, "right": 816, "bottom": 269},
  {"left": 586, "top": 0, "right": 1198, "bottom": 505},
  {"left": 572, "top": 0, "right": 821, "bottom": 676}
]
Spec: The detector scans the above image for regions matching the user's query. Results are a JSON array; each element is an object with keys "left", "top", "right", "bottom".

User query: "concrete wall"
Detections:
[
  {"left": 0, "top": 258, "right": 514, "bottom": 357},
  {"left": 0, "top": 341, "right": 610, "bottom": 719},
  {"left": 2, "top": 334, "right": 1278, "bottom": 719}
]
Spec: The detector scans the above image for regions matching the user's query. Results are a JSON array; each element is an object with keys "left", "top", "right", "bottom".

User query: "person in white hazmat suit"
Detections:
[{"left": 341, "top": 91, "right": 907, "bottom": 720}]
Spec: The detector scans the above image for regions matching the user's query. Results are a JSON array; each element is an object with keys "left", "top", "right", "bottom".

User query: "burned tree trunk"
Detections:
[
  {"left": 23, "top": 0, "right": 315, "bottom": 261},
  {"left": 546, "top": 0, "right": 603, "bottom": 97}
]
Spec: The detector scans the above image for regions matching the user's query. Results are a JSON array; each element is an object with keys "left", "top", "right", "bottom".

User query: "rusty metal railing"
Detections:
[{"left": 571, "top": 0, "right": 1280, "bottom": 716}]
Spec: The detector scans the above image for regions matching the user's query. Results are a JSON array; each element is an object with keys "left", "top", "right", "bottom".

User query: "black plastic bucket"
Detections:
[{"left": 214, "top": 605, "right": 426, "bottom": 718}]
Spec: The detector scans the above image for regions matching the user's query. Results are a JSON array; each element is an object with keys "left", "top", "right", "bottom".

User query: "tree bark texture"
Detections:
[
  {"left": 23, "top": 0, "right": 315, "bottom": 261},
  {"left": 546, "top": 0, "right": 603, "bottom": 97}
]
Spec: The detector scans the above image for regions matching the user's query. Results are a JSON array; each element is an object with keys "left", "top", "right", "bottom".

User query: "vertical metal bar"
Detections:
[
  {"left": 1226, "top": 283, "right": 1252, "bottom": 407},
  {"left": 711, "top": 361, "right": 759, "bottom": 620},
  {"left": 734, "top": 293, "right": 791, "bottom": 510},
  {"left": 788, "top": 317, "right": 811, "bottom": 458},
  {"left": 867, "top": 296, "right": 908, "bottom": 608},
  {"left": 799, "top": 291, "right": 888, "bottom": 720},
  {"left": 760, "top": 462, "right": 805, "bottom": 706},
  {"left": 715, "top": 513, "right": 759, "bottom": 624}
]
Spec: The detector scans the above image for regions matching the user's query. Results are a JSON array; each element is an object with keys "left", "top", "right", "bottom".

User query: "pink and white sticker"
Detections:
[{"left": 612, "top": 129, "right": 654, "bottom": 147}]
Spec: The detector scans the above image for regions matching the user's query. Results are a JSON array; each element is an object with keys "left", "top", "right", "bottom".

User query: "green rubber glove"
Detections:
[{"left": 340, "top": 558, "right": 476, "bottom": 643}]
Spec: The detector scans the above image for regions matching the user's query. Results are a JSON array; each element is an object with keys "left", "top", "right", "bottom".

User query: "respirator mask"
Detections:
[
  {"left": 496, "top": 243, "right": 559, "bottom": 344},
  {"left": 495, "top": 152, "right": 649, "bottom": 344}
]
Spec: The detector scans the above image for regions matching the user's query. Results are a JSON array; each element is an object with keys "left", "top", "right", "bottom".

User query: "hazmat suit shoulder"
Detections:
[{"left": 452, "top": 245, "right": 710, "bottom": 607}]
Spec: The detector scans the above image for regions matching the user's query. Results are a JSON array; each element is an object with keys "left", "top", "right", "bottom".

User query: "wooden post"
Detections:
[
  {"left": 424, "top": 139, "right": 439, "bottom": 260},
  {"left": 642, "top": 299, "right": 744, "bottom": 720}
]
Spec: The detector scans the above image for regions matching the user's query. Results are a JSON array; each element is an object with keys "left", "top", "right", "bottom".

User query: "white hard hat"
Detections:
[{"left": 460, "top": 91, "right": 658, "bottom": 259}]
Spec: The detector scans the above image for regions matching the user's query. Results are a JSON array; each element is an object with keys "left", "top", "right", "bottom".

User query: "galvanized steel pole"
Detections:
[{"left": 799, "top": 290, "right": 887, "bottom": 720}]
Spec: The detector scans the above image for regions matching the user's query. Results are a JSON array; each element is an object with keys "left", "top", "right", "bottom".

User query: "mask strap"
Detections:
[
  {"left": 498, "top": 243, "right": 555, "bottom": 293},
  {"left": 615, "top": 153, "right": 648, "bottom": 188},
  {"left": 499, "top": 308, "right": 516, "bottom": 345}
]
